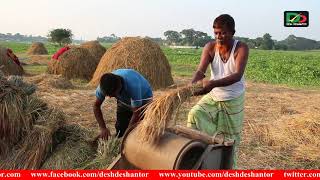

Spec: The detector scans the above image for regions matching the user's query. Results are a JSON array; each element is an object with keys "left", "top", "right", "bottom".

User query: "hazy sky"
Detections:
[{"left": 1, "top": 0, "right": 319, "bottom": 41}]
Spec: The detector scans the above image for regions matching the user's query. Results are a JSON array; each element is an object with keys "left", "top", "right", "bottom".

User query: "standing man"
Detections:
[
  {"left": 187, "top": 14, "right": 249, "bottom": 168},
  {"left": 93, "top": 69, "right": 153, "bottom": 140}
]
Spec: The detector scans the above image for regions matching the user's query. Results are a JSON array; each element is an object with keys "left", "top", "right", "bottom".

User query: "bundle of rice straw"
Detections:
[
  {"left": 0, "top": 73, "right": 38, "bottom": 155},
  {"left": 82, "top": 137, "right": 121, "bottom": 169},
  {"left": 41, "top": 124, "right": 96, "bottom": 169},
  {"left": 135, "top": 84, "right": 201, "bottom": 144},
  {"left": 0, "top": 108, "right": 64, "bottom": 169},
  {"left": 0, "top": 71, "right": 65, "bottom": 169}
]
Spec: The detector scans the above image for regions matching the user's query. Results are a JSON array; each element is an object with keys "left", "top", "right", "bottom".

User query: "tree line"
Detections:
[
  {"left": 163, "top": 30, "right": 320, "bottom": 50},
  {"left": 1, "top": 28, "right": 320, "bottom": 51},
  {"left": 0, "top": 33, "right": 47, "bottom": 43},
  {"left": 164, "top": 29, "right": 212, "bottom": 48},
  {"left": 236, "top": 33, "right": 320, "bottom": 50}
]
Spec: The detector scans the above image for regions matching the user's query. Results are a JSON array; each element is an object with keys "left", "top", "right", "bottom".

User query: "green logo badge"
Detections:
[{"left": 284, "top": 11, "right": 309, "bottom": 27}]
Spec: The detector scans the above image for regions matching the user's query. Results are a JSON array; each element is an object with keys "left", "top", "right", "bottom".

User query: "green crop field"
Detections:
[
  {"left": 163, "top": 47, "right": 320, "bottom": 88},
  {"left": 246, "top": 50, "right": 320, "bottom": 87},
  {"left": 1, "top": 41, "right": 320, "bottom": 88},
  {"left": 0, "top": 41, "right": 30, "bottom": 53},
  {"left": 0, "top": 41, "right": 60, "bottom": 54}
]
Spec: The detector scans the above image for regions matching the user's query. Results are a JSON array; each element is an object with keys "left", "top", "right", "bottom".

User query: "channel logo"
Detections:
[{"left": 284, "top": 11, "right": 309, "bottom": 27}]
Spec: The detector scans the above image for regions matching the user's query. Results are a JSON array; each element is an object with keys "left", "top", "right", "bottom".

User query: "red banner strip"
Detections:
[{"left": 0, "top": 170, "right": 320, "bottom": 180}]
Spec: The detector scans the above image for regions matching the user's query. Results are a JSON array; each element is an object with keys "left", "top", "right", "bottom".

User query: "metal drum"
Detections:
[{"left": 122, "top": 128, "right": 206, "bottom": 170}]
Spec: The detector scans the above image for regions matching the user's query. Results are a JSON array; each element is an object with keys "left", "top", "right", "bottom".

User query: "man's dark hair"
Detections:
[
  {"left": 213, "top": 14, "right": 235, "bottom": 34},
  {"left": 100, "top": 73, "right": 121, "bottom": 96}
]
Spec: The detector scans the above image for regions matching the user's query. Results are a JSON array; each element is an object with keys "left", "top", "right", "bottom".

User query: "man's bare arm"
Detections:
[
  {"left": 128, "top": 107, "right": 143, "bottom": 127},
  {"left": 191, "top": 42, "right": 214, "bottom": 83},
  {"left": 93, "top": 98, "right": 111, "bottom": 139}
]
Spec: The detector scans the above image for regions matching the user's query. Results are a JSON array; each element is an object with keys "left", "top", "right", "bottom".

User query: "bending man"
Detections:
[{"left": 93, "top": 69, "right": 153, "bottom": 139}]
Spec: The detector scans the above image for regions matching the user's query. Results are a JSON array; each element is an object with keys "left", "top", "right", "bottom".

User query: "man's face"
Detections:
[
  {"left": 107, "top": 83, "right": 122, "bottom": 98},
  {"left": 213, "top": 26, "right": 233, "bottom": 45}
]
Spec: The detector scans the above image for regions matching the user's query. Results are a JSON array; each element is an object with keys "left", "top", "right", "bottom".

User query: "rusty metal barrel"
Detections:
[{"left": 122, "top": 128, "right": 206, "bottom": 169}]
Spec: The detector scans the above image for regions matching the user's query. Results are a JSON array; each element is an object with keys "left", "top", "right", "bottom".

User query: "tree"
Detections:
[
  {"left": 180, "top": 29, "right": 196, "bottom": 46},
  {"left": 235, "top": 36, "right": 257, "bottom": 48},
  {"left": 254, "top": 37, "right": 263, "bottom": 48},
  {"left": 274, "top": 43, "right": 288, "bottom": 50},
  {"left": 144, "top": 36, "right": 164, "bottom": 45},
  {"left": 279, "top": 35, "right": 319, "bottom": 50},
  {"left": 48, "top": 28, "right": 73, "bottom": 46},
  {"left": 164, "top": 29, "right": 212, "bottom": 47},
  {"left": 260, "top": 33, "right": 274, "bottom": 50},
  {"left": 194, "top": 31, "right": 211, "bottom": 48},
  {"left": 164, "top": 30, "right": 181, "bottom": 45},
  {"left": 97, "top": 34, "right": 120, "bottom": 43}
]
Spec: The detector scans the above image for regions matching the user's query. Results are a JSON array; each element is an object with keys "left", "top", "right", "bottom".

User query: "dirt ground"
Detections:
[{"left": 20, "top": 56, "right": 320, "bottom": 169}]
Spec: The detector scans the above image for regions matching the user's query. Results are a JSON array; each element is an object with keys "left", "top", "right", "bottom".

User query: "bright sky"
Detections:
[{"left": 1, "top": 0, "right": 319, "bottom": 41}]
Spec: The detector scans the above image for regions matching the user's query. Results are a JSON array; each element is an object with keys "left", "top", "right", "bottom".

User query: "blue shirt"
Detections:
[{"left": 95, "top": 69, "right": 153, "bottom": 108}]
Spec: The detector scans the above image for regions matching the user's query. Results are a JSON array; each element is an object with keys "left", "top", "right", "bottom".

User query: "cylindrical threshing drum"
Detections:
[{"left": 122, "top": 128, "right": 206, "bottom": 169}]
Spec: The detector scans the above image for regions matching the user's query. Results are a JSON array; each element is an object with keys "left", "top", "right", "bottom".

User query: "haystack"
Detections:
[
  {"left": 27, "top": 42, "right": 48, "bottom": 55},
  {"left": 80, "top": 41, "right": 106, "bottom": 63},
  {"left": 0, "top": 46, "right": 24, "bottom": 75},
  {"left": 89, "top": 37, "right": 174, "bottom": 90},
  {"left": 27, "top": 74, "right": 74, "bottom": 90},
  {"left": 47, "top": 47, "right": 97, "bottom": 80},
  {"left": 0, "top": 73, "right": 65, "bottom": 169}
]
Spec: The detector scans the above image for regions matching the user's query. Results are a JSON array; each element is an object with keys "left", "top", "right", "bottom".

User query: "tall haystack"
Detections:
[
  {"left": 47, "top": 47, "right": 97, "bottom": 80},
  {"left": 0, "top": 46, "right": 24, "bottom": 75},
  {"left": 27, "top": 42, "right": 48, "bottom": 55},
  {"left": 89, "top": 37, "right": 174, "bottom": 90},
  {"left": 80, "top": 40, "right": 106, "bottom": 62}
]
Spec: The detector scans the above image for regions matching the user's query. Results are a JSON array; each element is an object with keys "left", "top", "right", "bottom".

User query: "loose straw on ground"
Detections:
[{"left": 252, "top": 112, "right": 320, "bottom": 162}]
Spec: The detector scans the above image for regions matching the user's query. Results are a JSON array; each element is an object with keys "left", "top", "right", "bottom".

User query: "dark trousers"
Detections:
[{"left": 115, "top": 101, "right": 133, "bottom": 137}]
